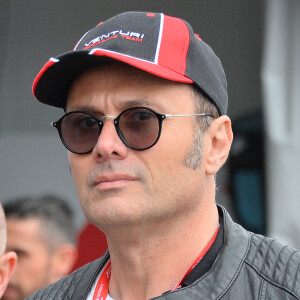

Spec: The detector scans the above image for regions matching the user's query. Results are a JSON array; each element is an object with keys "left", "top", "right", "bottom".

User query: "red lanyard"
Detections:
[
  {"left": 92, "top": 226, "right": 219, "bottom": 299},
  {"left": 172, "top": 225, "right": 219, "bottom": 290},
  {"left": 92, "top": 259, "right": 111, "bottom": 300}
]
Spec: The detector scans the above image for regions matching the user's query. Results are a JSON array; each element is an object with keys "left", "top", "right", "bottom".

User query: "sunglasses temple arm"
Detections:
[{"left": 164, "top": 113, "right": 214, "bottom": 119}]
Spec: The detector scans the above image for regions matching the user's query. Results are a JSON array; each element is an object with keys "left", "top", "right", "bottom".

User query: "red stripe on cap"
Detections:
[
  {"left": 32, "top": 60, "right": 56, "bottom": 99},
  {"left": 91, "top": 49, "right": 193, "bottom": 83},
  {"left": 158, "top": 15, "right": 190, "bottom": 75}
]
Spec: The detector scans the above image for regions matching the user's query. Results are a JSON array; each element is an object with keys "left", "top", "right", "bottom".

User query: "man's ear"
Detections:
[
  {"left": 204, "top": 115, "right": 233, "bottom": 175},
  {"left": 49, "top": 244, "right": 78, "bottom": 283},
  {"left": 0, "top": 251, "right": 17, "bottom": 298}
]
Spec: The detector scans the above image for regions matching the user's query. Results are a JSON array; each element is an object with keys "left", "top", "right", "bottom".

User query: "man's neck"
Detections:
[{"left": 105, "top": 202, "right": 219, "bottom": 300}]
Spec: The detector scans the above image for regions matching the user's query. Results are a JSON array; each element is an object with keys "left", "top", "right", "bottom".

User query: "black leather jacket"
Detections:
[{"left": 26, "top": 206, "right": 300, "bottom": 299}]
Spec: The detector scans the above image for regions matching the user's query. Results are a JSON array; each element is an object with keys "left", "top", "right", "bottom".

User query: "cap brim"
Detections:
[{"left": 33, "top": 49, "right": 193, "bottom": 108}]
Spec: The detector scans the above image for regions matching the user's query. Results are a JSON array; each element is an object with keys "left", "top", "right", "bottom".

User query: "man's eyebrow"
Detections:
[
  {"left": 118, "top": 99, "right": 162, "bottom": 110},
  {"left": 67, "top": 99, "right": 163, "bottom": 113},
  {"left": 66, "top": 105, "right": 98, "bottom": 113}
]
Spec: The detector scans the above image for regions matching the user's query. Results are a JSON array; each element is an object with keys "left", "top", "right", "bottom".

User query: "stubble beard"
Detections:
[{"left": 183, "top": 124, "right": 204, "bottom": 169}]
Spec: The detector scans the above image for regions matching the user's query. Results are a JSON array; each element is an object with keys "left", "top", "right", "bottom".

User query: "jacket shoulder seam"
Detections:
[{"left": 245, "top": 260, "right": 300, "bottom": 299}]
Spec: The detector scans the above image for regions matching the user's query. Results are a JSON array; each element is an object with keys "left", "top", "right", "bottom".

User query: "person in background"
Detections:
[
  {"left": 0, "top": 203, "right": 17, "bottom": 298},
  {"left": 2, "top": 195, "right": 78, "bottom": 300},
  {"left": 27, "top": 11, "right": 300, "bottom": 300}
]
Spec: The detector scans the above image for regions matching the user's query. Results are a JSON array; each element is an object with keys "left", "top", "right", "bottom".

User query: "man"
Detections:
[
  {"left": 0, "top": 204, "right": 17, "bottom": 298},
  {"left": 28, "top": 11, "right": 300, "bottom": 299},
  {"left": 3, "top": 195, "right": 78, "bottom": 300}
]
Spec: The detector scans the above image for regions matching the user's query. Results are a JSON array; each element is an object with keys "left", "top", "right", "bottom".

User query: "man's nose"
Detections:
[{"left": 91, "top": 118, "right": 128, "bottom": 161}]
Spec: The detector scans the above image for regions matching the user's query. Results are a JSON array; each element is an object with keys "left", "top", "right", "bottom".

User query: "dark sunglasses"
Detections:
[{"left": 51, "top": 106, "right": 214, "bottom": 154}]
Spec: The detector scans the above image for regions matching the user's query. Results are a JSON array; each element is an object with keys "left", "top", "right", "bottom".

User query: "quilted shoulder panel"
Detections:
[{"left": 246, "top": 233, "right": 300, "bottom": 297}]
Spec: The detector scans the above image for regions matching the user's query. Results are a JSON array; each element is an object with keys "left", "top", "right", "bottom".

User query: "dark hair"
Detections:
[
  {"left": 3, "top": 195, "right": 76, "bottom": 250},
  {"left": 182, "top": 84, "right": 220, "bottom": 170},
  {"left": 190, "top": 84, "right": 219, "bottom": 129}
]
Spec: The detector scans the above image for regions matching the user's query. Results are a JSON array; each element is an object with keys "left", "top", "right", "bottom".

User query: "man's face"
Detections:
[
  {"left": 3, "top": 218, "right": 55, "bottom": 300},
  {"left": 67, "top": 63, "right": 208, "bottom": 232}
]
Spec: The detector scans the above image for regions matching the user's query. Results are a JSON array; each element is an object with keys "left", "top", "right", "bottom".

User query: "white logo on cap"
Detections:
[{"left": 85, "top": 30, "right": 145, "bottom": 47}]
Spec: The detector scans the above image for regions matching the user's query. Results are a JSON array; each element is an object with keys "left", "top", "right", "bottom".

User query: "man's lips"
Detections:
[{"left": 92, "top": 174, "right": 137, "bottom": 189}]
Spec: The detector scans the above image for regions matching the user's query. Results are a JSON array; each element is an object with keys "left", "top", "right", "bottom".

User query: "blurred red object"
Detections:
[{"left": 71, "top": 222, "right": 108, "bottom": 271}]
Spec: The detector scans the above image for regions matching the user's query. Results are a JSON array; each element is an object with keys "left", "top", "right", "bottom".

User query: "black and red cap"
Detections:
[{"left": 33, "top": 11, "right": 228, "bottom": 115}]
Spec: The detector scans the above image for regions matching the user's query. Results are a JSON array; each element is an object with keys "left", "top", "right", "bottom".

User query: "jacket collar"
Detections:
[{"left": 153, "top": 206, "right": 251, "bottom": 299}]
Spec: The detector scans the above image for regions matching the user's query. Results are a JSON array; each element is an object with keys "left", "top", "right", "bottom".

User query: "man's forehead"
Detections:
[
  {"left": 66, "top": 99, "right": 163, "bottom": 113},
  {"left": 66, "top": 62, "right": 194, "bottom": 111},
  {"left": 7, "top": 217, "right": 42, "bottom": 230},
  {"left": 6, "top": 217, "right": 54, "bottom": 248}
]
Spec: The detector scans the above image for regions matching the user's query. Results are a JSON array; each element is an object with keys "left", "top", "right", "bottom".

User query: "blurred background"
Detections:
[{"left": 0, "top": 0, "right": 299, "bottom": 255}]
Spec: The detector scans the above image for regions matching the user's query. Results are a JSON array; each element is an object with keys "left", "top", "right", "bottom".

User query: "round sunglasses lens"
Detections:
[
  {"left": 61, "top": 112, "right": 100, "bottom": 153},
  {"left": 118, "top": 108, "right": 160, "bottom": 149}
]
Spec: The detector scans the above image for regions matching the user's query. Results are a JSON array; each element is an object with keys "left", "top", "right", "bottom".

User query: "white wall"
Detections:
[{"left": 262, "top": 0, "right": 300, "bottom": 249}]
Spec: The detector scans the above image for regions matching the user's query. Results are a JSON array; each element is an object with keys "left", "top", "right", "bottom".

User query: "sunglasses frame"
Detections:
[
  {"left": 51, "top": 107, "right": 167, "bottom": 154},
  {"left": 51, "top": 106, "right": 214, "bottom": 154}
]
